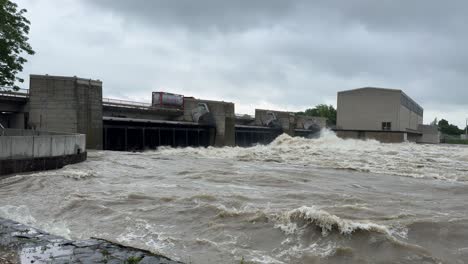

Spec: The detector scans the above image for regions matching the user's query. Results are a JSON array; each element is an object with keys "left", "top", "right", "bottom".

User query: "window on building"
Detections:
[{"left": 382, "top": 122, "right": 391, "bottom": 131}]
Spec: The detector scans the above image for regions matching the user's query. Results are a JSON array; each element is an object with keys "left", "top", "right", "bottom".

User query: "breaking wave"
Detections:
[
  {"left": 153, "top": 130, "right": 468, "bottom": 182},
  {"left": 275, "top": 206, "right": 393, "bottom": 237},
  {"left": 0, "top": 205, "right": 71, "bottom": 239}
]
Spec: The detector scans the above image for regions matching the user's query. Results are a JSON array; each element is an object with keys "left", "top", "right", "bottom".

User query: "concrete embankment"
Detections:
[
  {"left": 0, "top": 217, "right": 182, "bottom": 264},
  {"left": 0, "top": 129, "right": 87, "bottom": 176}
]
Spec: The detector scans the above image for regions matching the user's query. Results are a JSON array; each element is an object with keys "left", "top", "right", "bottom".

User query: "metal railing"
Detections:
[
  {"left": 0, "top": 87, "right": 29, "bottom": 98},
  {"left": 102, "top": 98, "right": 152, "bottom": 109},
  {"left": 235, "top": 114, "right": 255, "bottom": 119},
  {"left": 0, "top": 87, "right": 180, "bottom": 111}
]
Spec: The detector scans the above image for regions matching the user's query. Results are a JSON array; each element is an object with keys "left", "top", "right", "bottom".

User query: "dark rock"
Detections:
[{"left": 0, "top": 217, "right": 183, "bottom": 264}]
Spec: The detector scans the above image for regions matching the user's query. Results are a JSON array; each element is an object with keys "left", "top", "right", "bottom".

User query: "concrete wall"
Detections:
[
  {"left": 75, "top": 78, "right": 103, "bottom": 149},
  {"left": 0, "top": 133, "right": 85, "bottom": 160},
  {"left": 337, "top": 88, "right": 401, "bottom": 131},
  {"left": 295, "top": 115, "right": 327, "bottom": 130},
  {"left": 28, "top": 75, "right": 103, "bottom": 149},
  {"left": 103, "top": 106, "right": 183, "bottom": 121},
  {"left": 1, "top": 129, "right": 65, "bottom": 136},
  {"left": 337, "top": 87, "right": 423, "bottom": 133},
  {"left": 336, "top": 130, "right": 406, "bottom": 143},
  {"left": 399, "top": 105, "right": 423, "bottom": 132},
  {"left": 418, "top": 125, "right": 440, "bottom": 144},
  {"left": 182, "top": 98, "right": 235, "bottom": 146},
  {"left": 255, "top": 109, "right": 296, "bottom": 135},
  {"left": 406, "top": 133, "right": 420, "bottom": 143}
]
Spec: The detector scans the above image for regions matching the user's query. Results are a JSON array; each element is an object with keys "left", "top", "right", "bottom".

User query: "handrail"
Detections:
[
  {"left": 0, "top": 87, "right": 29, "bottom": 98},
  {"left": 102, "top": 98, "right": 151, "bottom": 108},
  {"left": 235, "top": 114, "right": 254, "bottom": 119}
]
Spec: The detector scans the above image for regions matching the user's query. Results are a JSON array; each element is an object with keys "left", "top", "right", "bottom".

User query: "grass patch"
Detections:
[
  {"left": 100, "top": 249, "right": 110, "bottom": 257},
  {"left": 125, "top": 256, "right": 143, "bottom": 264},
  {"left": 445, "top": 139, "right": 468, "bottom": 145}
]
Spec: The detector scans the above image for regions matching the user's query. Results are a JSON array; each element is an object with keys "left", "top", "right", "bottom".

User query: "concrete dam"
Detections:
[{"left": 0, "top": 74, "right": 326, "bottom": 152}]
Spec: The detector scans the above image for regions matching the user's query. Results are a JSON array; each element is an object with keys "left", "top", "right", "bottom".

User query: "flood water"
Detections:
[{"left": 1, "top": 131, "right": 468, "bottom": 263}]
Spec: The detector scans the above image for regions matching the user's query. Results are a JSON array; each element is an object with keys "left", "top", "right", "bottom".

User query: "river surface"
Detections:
[{"left": 1, "top": 131, "right": 468, "bottom": 264}]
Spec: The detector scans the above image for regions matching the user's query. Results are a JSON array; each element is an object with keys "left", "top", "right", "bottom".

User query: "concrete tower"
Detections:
[{"left": 28, "top": 75, "right": 103, "bottom": 149}]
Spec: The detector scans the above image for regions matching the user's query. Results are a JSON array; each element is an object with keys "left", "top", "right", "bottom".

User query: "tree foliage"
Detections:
[
  {"left": 438, "top": 119, "right": 463, "bottom": 135},
  {"left": 297, "top": 104, "right": 337, "bottom": 125},
  {"left": 0, "top": 0, "right": 34, "bottom": 89}
]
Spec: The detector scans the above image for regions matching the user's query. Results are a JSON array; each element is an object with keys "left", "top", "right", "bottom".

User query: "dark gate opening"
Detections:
[
  {"left": 235, "top": 125, "right": 282, "bottom": 147},
  {"left": 103, "top": 118, "right": 212, "bottom": 151}
]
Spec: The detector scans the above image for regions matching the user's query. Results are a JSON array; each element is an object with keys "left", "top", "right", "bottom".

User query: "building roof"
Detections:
[
  {"left": 30, "top": 74, "right": 102, "bottom": 86},
  {"left": 338, "top": 87, "right": 423, "bottom": 114},
  {"left": 338, "top": 87, "right": 402, "bottom": 94}
]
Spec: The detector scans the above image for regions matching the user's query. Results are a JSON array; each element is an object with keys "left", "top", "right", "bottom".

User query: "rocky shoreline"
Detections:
[{"left": 0, "top": 217, "right": 182, "bottom": 264}]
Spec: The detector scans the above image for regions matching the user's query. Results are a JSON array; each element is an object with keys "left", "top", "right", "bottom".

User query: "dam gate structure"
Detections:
[
  {"left": 103, "top": 117, "right": 213, "bottom": 151},
  {"left": 0, "top": 74, "right": 329, "bottom": 152}
]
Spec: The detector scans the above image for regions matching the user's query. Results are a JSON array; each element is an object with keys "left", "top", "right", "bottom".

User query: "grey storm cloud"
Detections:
[
  {"left": 85, "top": 0, "right": 468, "bottom": 34},
  {"left": 18, "top": 0, "right": 468, "bottom": 126},
  {"left": 83, "top": 1, "right": 468, "bottom": 97}
]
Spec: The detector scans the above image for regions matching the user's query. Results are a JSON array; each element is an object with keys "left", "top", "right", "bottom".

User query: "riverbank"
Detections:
[{"left": 0, "top": 217, "right": 182, "bottom": 264}]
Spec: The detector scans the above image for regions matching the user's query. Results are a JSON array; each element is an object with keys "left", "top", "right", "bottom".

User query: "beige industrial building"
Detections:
[{"left": 336, "top": 87, "right": 439, "bottom": 143}]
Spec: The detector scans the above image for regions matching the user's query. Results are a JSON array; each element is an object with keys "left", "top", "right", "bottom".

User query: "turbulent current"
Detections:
[{"left": 1, "top": 131, "right": 468, "bottom": 263}]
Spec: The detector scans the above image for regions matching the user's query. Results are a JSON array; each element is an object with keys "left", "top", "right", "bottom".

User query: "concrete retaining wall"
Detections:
[
  {"left": 418, "top": 125, "right": 440, "bottom": 144},
  {"left": 0, "top": 134, "right": 85, "bottom": 160},
  {"left": 0, "top": 129, "right": 87, "bottom": 176},
  {"left": 0, "top": 152, "right": 87, "bottom": 176}
]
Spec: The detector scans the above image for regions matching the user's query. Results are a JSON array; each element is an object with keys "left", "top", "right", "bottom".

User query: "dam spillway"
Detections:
[{"left": 0, "top": 74, "right": 326, "bottom": 152}]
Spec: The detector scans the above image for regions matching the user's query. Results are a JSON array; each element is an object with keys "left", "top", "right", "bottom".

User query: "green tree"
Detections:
[
  {"left": 0, "top": 0, "right": 34, "bottom": 90},
  {"left": 438, "top": 119, "right": 463, "bottom": 135},
  {"left": 298, "top": 104, "right": 337, "bottom": 125}
]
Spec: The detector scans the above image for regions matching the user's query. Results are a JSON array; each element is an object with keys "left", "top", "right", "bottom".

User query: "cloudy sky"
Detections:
[{"left": 17, "top": 0, "right": 468, "bottom": 127}]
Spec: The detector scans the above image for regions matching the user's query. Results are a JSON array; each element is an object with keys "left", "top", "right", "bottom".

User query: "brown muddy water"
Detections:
[{"left": 1, "top": 131, "right": 468, "bottom": 264}]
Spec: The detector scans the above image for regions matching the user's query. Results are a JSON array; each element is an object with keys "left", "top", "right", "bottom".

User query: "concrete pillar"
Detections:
[
  {"left": 254, "top": 109, "right": 296, "bottom": 136},
  {"left": 28, "top": 75, "right": 103, "bottom": 149},
  {"left": 182, "top": 98, "right": 235, "bottom": 147}
]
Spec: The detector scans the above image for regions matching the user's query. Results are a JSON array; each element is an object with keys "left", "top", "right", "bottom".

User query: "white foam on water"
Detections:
[
  {"left": 0, "top": 205, "right": 36, "bottom": 226},
  {"left": 61, "top": 169, "right": 97, "bottom": 180},
  {"left": 8, "top": 167, "right": 97, "bottom": 181},
  {"left": 275, "top": 205, "right": 393, "bottom": 237},
  {"left": 152, "top": 129, "right": 468, "bottom": 182},
  {"left": 0, "top": 205, "right": 71, "bottom": 239},
  {"left": 115, "top": 217, "right": 180, "bottom": 260},
  {"left": 247, "top": 251, "right": 285, "bottom": 264},
  {"left": 275, "top": 241, "right": 336, "bottom": 261}
]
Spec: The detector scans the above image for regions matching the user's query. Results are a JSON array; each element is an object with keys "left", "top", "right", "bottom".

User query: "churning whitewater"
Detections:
[{"left": 1, "top": 131, "right": 468, "bottom": 263}]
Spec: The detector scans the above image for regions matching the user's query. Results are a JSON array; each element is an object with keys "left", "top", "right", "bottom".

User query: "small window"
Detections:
[{"left": 382, "top": 122, "right": 391, "bottom": 131}]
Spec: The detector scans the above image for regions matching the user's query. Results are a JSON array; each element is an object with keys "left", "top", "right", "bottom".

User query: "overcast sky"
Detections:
[{"left": 18, "top": 0, "right": 468, "bottom": 127}]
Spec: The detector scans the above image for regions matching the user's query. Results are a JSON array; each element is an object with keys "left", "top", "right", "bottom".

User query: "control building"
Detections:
[{"left": 335, "top": 87, "right": 439, "bottom": 143}]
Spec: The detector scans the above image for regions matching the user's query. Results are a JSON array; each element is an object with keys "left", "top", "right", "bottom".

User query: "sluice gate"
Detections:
[
  {"left": 234, "top": 125, "right": 282, "bottom": 147},
  {"left": 1, "top": 75, "right": 329, "bottom": 151},
  {"left": 294, "top": 129, "right": 321, "bottom": 138},
  {"left": 103, "top": 117, "right": 213, "bottom": 151}
]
